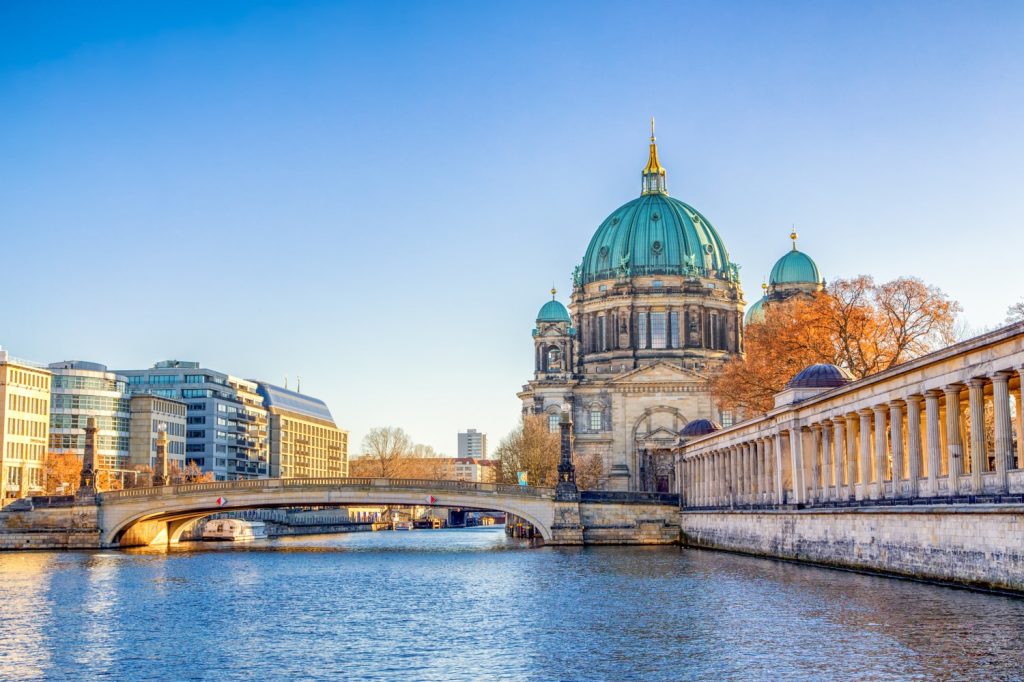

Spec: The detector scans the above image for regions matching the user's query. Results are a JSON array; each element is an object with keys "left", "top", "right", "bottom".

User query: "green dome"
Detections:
[
  {"left": 537, "top": 299, "right": 571, "bottom": 323},
  {"left": 580, "top": 193, "right": 732, "bottom": 285},
  {"left": 745, "top": 296, "right": 767, "bottom": 325},
  {"left": 769, "top": 249, "right": 820, "bottom": 285}
]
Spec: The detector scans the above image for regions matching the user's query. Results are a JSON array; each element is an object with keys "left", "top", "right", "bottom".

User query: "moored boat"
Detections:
[{"left": 202, "top": 519, "right": 268, "bottom": 541}]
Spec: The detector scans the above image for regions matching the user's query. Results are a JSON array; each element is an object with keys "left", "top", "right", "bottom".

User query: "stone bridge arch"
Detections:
[{"left": 98, "top": 478, "right": 557, "bottom": 548}]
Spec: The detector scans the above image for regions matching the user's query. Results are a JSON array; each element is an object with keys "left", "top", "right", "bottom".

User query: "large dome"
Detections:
[{"left": 580, "top": 193, "right": 731, "bottom": 285}]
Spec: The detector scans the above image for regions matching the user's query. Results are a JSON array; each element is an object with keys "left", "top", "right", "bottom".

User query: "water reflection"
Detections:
[{"left": 0, "top": 529, "right": 1022, "bottom": 681}]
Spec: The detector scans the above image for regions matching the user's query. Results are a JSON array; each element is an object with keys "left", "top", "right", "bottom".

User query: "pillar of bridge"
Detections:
[
  {"left": 906, "top": 395, "right": 923, "bottom": 498},
  {"left": 992, "top": 372, "right": 1013, "bottom": 494},
  {"left": 967, "top": 378, "right": 987, "bottom": 494},
  {"left": 889, "top": 400, "right": 905, "bottom": 498},
  {"left": 944, "top": 385, "right": 965, "bottom": 496}
]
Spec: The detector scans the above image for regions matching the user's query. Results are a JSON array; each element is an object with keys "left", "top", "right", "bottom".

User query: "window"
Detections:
[
  {"left": 150, "top": 375, "right": 177, "bottom": 384},
  {"left": 590, "top": 410, "right": 602, "bottom": 431},
  {"left": 652, "top": 280, "right": 663, "bottom": 288},
  {"left": 651, "top": 312, "right": 667, "bottom": 349},
  {"left": 548, "top": 413, "right": 559, "bottom": 433},
  {"left": 187, "top": 403, "right": 205, "bottom": 411},
  {"left": 186, "top": 430, "right": 205, "bottom": 439},
  {"left": 637, "top": 312, "right": 648, "bottom": 348},
  {"left": 186, "top": 444, "right": 205, "bottom": 453},
  {"left": 187, "top": 416, "right": 206, "bottom": 425},
  {"left": 598, "top": 316, "right": 607, "bottom": 352},
  {"left": 670, "top": 312, "right": 680, "bottom": 349},
  {"left": 182, "top": 389, "right": 211, "bottom": 398},
  {"left": 184, "top": 374, "right": 207, "bottom": 384}
]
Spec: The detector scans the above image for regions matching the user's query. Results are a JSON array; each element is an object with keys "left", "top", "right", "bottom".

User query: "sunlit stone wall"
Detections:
[{"left": 681, "top": 507, "right": 1024, "bottom": 592}]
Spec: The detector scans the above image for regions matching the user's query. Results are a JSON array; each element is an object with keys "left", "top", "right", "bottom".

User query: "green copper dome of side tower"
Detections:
[
  {"left": 537, "top": 288, "right": 571, "bottom": 323},
  {"left": 578, "top": 120, "right": 734, "bottom": 286},
  {"left": 769, "top": 230, "right": 821, "bottom": 285}
]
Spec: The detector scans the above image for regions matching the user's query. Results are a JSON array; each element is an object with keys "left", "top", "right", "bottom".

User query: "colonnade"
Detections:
[{"left": 681, "top": 365, "right": 1024, "bottom": 507}]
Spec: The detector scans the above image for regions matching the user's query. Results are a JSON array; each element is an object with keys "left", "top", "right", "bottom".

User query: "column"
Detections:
[
  {"left": 773, "top": 431, "right": 785, "bottom": 504},
  {"left": 750, "top": 441, "right": 760, "bottom": 503},
  {"left": 740, "top": 444, "right": 749, "bottom": 504},
  {"left": 764, "top": 437, "right": 775, "bottom": 501},
  {"left": 992, "top": 372, "right": 1012, "bottom": 494},
  {"left": 906, "top": 395, "right": 923, "bottom": 498},
  {"left": 846, "top": 414, "right": 859, "bottom": 500},
  {"left": 811, "top": 424, "right": 823, "bottom": 503},
  {"left": 1017, "top": 368, "right": 1024, "bottom": 470},
  {"left": 873, "top": 405, "right": 888, "bottom": 499},
  {"left": 944, "top": 385, "right": 964, "bottom": 496},
  {"left": 968, "top": 378, "right": 986, "bottom": 494},
  {"left": 925, "top": 390, "right": 942, "bottom": 496},
  {"left": 858, "top": 410, "right": 872, "bottom": 500},
  {"left": 832, "top": 417, "right": 846, "bottom": 499},
  {"left": 889, "top": 401, "right": 905, "bottom": 498},
  {"left": 821, "top": 420, "right": 833, "bottom": 501},
  {"left": 790, "top": 427, "right": 805, "bottom": 504},
  {"left": 757, "top": 439, "right": 766, "bottom": 503}
]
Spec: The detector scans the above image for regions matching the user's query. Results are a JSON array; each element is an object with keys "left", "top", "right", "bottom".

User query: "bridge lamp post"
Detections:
[{"left": 556, "top": 402, "right": 579, "bottom": 502}]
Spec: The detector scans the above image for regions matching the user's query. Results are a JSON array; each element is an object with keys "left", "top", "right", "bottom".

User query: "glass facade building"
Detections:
[{"left": 48, "top": 361, "right": 131, "bottom": 471}]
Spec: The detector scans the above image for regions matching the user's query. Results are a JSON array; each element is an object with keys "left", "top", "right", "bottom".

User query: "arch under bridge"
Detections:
[{"left": 98, "top": 478, "right": 559, "bottom": 547}]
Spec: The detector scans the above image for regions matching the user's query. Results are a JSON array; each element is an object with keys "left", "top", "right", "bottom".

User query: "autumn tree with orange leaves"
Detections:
[{"left": 712, "top": 276, "right": 960, "bottom": 415}]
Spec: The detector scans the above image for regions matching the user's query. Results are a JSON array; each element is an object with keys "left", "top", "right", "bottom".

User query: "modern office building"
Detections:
[
  {"left": 47, "top": 361, "right": 131, "bottom": 471},
  {"left": 457, "top": 429, "right": 487, "bottom": 458},
  {"left": 0, "top": 348, "right": 51, "bottom": 501},
  {"left": 118, "top": 361, "right": 269, "bottom": 481},
  {"left": 128, "top": 394, "right": 187, "bottom": 471},
  {"left": 255, "top": 382, "right": 348, "bottom": 479}
]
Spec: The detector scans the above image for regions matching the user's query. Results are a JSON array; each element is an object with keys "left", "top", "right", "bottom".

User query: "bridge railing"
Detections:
[{"left": 98, "top": 477, "right": 554, "bottom": 502}]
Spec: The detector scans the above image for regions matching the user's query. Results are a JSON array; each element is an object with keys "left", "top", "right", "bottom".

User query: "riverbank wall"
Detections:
[
  {"left": 680, "top": 505, "right": 1024, "bottom": 593},
  {"left": 0, "top": 497, "right": 99, "bottom": 550}
]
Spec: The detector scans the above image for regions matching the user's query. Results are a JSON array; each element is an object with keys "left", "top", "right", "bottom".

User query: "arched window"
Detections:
[
  {"left": 548, "top": 413, "right": 560, "bottom": 433},
  {"left": 546, "top": 346, "right": 561, "bottom": 371},
  {"left": 590, "top": 410, "right": 602, "bottom": 431}
]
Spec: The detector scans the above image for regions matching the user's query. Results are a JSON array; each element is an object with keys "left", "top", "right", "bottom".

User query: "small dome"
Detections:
[
  {"left": 744, "top": 297, "right": 767, "bottom": 325},
  {"left": 786, "top": 363, "right": 854, "bottom": 389},
  {"left": 770, "top": 249, "right": 820, "bottom": 285},
  {"left": 537, "top": 299, "right": 571, "bottom": 323},
  {"left": 681, "top": 418, "right": 722, "bottom": 437}
]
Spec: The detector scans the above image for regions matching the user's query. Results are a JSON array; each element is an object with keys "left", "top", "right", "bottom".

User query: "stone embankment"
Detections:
[
  {"left": 0, "top": 496, "right": 100, "bottom": 550},
  {"left": 681, "top": 505, "right": 1024, "bottom": 593}
]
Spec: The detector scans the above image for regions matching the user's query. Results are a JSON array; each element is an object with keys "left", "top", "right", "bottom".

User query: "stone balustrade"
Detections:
[{"left": 678, "top": 322, "right": 1024, "bottom": 508}]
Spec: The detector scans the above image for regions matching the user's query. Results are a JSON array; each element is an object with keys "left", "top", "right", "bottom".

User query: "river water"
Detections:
[{"left": 1, "top": 527, "right": 1023, "bottom": 681}]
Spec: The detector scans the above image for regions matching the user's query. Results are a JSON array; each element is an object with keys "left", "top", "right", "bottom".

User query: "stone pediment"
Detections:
[
  {"left": 637, "top": 426, "right": 680, "bottom": 442},
  {"left": 611, "top": 362, "right": 705, "bottom": 385}
]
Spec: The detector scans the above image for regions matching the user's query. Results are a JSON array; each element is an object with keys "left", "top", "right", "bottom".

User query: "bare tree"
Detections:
[
  {"left": 357, "top": 426, "right": 414, "bottom": 478},
  {"left": 1006, "top": 300, "right": 1024, "bottom": 325}
]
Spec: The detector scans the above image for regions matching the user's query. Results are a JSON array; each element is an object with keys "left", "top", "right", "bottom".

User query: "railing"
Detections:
[{"left": 99, "top": 478, "right": 555, "bottom": 501}]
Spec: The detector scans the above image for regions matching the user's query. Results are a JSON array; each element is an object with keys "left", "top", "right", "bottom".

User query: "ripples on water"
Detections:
[{"left": 1, "top": 528, "right": 1023, "bottom": 681}]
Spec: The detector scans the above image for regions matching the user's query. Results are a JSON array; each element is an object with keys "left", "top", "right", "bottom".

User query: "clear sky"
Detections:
[{"left": 2, "top": 1, "right": 1023, "bottom": 456}]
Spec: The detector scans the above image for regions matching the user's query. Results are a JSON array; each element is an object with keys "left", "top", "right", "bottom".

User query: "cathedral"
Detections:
[{"left": 518, "top": 123, "right": 823, "bottom": 492}]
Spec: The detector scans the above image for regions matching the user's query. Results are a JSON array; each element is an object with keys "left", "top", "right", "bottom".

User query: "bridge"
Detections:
[{"left": 98, "top": 478, "right": 560, "bottom": 547}]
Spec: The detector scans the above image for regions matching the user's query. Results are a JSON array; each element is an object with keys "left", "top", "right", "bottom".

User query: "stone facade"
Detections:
[{"left": 682, "top": 507, "right": 1024, "bottom": 592}]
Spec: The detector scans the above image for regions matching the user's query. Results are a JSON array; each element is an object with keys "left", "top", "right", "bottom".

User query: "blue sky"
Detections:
[{"left": 2, "top": 1, "right": 1022, "bottom": 455}]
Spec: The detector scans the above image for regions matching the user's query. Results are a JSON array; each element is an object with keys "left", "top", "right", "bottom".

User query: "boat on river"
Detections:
[
  {"left": 202, "top": 519, "right": 268, "bottom": 541},
  {"left": 393, "top": 521, "right": 414, "bottom": 531}
]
